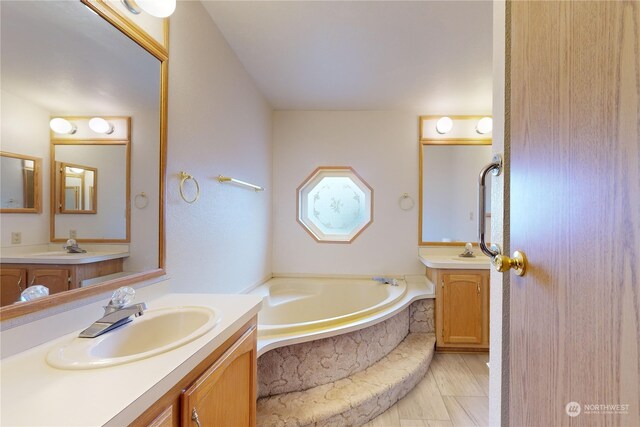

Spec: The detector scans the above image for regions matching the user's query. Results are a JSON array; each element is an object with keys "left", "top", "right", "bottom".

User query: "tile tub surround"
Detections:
[
  {"left": 258, "top": 299, "right": 435, "bottom": 398},
  {"left": 257, "top": 333, "right": 436, "bottom": 427}
]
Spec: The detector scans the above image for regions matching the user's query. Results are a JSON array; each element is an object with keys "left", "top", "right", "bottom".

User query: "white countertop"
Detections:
[
  {"left": 418, "top": 249, "right": 491, "bottom": 270},
  {"left": 0, "top": 250, "right": 129, "bottom": 265},
  {"left": 0, "top": 293, "right": 262, "bottom": 427}
]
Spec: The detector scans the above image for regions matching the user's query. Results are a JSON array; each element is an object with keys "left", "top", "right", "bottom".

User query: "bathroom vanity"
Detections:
[
  {"left": 420, "top": 252, "right": 490, "bottom": 351},
  {"left": 0, "top": 292, "right": 262, "bottom": 426},
  {"left": 0, "top": 251, "right": 129, "bottom": 306}
]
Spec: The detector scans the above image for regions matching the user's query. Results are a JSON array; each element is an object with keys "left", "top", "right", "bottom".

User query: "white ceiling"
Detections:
[{"left": 201, "top": 1, "right": 493, "bottom": 112}]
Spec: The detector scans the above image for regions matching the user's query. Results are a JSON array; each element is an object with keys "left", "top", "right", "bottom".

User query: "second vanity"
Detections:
[
  {"left": 419, "top": 248, "right": 491, "bottom": 351},
  {"left": 0, "top": 291, "right": 262, "bottom": 426},
  {"left": 0, "top": 248, "right": 130, "bottom": 306}
]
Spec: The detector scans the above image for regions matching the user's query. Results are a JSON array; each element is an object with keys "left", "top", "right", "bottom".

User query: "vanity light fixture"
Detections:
[
  {"left": 49, "top": 118, "right": 77, "bottom": 135},
  {"left": 67, "top": 167, "right": 85, "bottom": 174},
  {"left": 435, "top": 116, "right": 453, "bottom": 134},
  {"left": 121, "top": 0, "right": 176, "bottom": 18},
  {"left": 89, "top": 117, "right": 115, "bottom": 134},
  {"left": 476, "top": 117, "right": 493, "bottom": 134}
]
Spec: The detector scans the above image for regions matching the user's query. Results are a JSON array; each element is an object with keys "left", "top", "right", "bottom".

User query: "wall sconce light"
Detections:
[
  {"left": 49, "top": 118, "right": 77, "bottom": 135},
  {"left": 89, "top": 117, "right": 115, "bottom": 134},
  {"left": 435, "top": 116, "right": 453, "bottom": 134},
  {"left": 121, "top": 0, "right": 176, "bottom": 18},
  {"left": 476, "top": 117, "right": 493, "bottom": 134}
]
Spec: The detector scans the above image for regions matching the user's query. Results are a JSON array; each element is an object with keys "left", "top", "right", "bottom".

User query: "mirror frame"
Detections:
[
  {"left": 0, "top": 151, "right": 43, "bottom": 214},
  {"left": 0, "top": 0, "right": 168, "bottom": 321},
  {"left": 418, "top": 115, "right": 492, "bottom": 246},
  {"left": 58, "top": 162, "right": 98, "bottom": 214}
]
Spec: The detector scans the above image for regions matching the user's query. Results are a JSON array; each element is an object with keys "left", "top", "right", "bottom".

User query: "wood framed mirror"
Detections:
[
  {"left": 418, "top": 116, "right": 493, "bottom": 246},
  {"left": 0, "top": 152, "right": 42, "bottom": 214},
  {"left": 59, "top": 162, "right": 98, "bottom": 214},
  {"left": 0, "top": 0, "right": 167, "bottom": 320}
]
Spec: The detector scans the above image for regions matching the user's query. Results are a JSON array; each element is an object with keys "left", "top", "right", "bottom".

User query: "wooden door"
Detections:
[
  {"left": 182, "top": 327, "right": 257, "bottom": 427},
  {"left": 442, "top": 273, "right": 483, "bottom": 345},
  {"left": 508, "top": 1, "right": 639, "bottom": 425},
  {"left": 28, "top": 268, "right": 70, "bottom": 295},
  {"left": 1, "top": 268, "right": 26, "bottom": 306}
]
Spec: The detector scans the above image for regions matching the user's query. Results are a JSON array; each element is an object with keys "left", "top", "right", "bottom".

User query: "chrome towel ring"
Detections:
[
  {"left": 399, "top": 193, "right": 415, "bottom": 211},
  {"left": 179, "top": 171, "right": 200, "bottom": 204},
  {"left": 134, "top": 192, "right": 149, "bottom": 209}
]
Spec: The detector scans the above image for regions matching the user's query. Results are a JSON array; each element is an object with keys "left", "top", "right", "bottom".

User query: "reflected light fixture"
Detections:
[
  {"left": 67, "top": 167, "right": 84, "bottom": 174},
  {"left": 49, "top": 118, "right": 77, "bottom": 134},
  {"left": 435, "top": 116, "right": 453, "bottom": 134},
  {"left": 89, "top": 117, "right": 115, "bottom": 134},
  {"left": 121, "top": 0, "right": 176, "bottom": 18},
  {"left": 476, "top": 117, "right": 493, "bottom": 134}
]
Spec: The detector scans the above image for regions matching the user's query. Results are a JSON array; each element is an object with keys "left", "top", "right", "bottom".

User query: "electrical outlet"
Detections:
[
  {"left": 11, "top": 232, "right": 21, "bottom": 244},
  {"left": 69, "top": 229, "right": 77, "bottom": 239}
]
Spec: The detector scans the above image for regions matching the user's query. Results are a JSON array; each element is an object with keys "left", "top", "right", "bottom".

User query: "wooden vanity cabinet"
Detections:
[
  {"left": 429, "top": 267, "right": 490, "bottom": 351},
  {"left": 132, "top": 317, "right": 257, "bottom": 427},
  {"left": 0, "top": 259, "right": 123, "bottom": 306}
]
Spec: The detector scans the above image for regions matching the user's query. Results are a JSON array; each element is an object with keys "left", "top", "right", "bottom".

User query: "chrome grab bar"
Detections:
[{"left": 478, "top": 154, "right": 502, "bottom": 257}]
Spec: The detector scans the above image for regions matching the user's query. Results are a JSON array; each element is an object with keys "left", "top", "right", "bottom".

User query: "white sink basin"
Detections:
[
  {"left": 28, "top": 251, "right": 75, "bottom": 257},
  {"left": 47, "top": 306, "right": 220, "bottom": 370}
]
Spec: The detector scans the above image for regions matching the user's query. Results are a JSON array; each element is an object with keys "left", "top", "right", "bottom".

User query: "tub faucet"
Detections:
[
  {"left": 79, "top": 287, "right": 147, "bottom": 338},
  {"left": 63, "top": 239, "right": 86, "bottom": 254},
  {"left": 373, "top": 277, "right": 399, "bottom": 286}
]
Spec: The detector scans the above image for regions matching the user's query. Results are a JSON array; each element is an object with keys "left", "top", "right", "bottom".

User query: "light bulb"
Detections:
[
  {"left": 435, "top": 116, "right": 453, "bottom": 134},
  {"left": 476, "top": 117, "right": 493, "bottom": 134},
  {"left": 89, "top": 117, "right": 114, "bottom": 134},
  {"left": 67, "top": 167, "right": 84, "bottom": 174},
  {"left": 49, "top": 118, "right": 76, "bottom": 134},
  {"left": 122, "top": 0, "right": 176, "bottom": 18}
]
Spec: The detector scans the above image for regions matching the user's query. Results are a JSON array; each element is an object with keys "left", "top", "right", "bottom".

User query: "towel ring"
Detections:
[
  {"left": 399, "top": 193, "right": 415, "bottom": 211},
  {"left": 134, "top": 192, "right": 149, "bottom": 209},
  {"left": 179, "top": 171, "right": 200, "bottom": 204}
]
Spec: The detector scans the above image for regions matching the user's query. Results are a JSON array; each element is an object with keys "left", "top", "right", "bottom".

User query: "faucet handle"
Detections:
[
  {"left": 109, "top": 287, "right": 135, "bottom": 307},
  {"left": 465, "top": 242, "right": 473, "bottom": 252}
]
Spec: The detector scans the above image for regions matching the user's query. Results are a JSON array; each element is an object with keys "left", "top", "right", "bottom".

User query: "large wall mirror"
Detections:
[
  {"left": 418, "top": 116, "right": 492, "bottom": 246},
  {"left": 0, "top": 0, "right": 167, "bottom": 319}
]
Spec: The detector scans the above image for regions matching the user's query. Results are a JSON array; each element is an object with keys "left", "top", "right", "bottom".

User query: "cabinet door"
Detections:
[
  {"left": 28, "top": 268, "right": 70, "bottom": 295},
  {"left": 182, "top": 327, "right": 257, "bottom": 427},
  {"left": 442, "top": 273, "right": 483, "bottom": 344},
  {"left": 1, "top": 268, "right": 27, "bottom": 306}
]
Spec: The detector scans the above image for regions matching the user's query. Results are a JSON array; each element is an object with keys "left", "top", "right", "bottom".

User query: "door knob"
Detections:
[{"left": 492, "top": 250, "right": 527, "bottom": 276}]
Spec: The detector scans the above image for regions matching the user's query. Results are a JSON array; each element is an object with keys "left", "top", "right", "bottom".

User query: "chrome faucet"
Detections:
[
  {"left": 79, "top": 287, "right": 147, "bottom": 338},
  {"left": 459, "top": 242, "right": 476, "bottom": 258},
  {"left": 373, "top": 277, "right": 399, "bottom": 286},
  {"left": 63, "top": 239, "right": 86, "bottom": 254}
]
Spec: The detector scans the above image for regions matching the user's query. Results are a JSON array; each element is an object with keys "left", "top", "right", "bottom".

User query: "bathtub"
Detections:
[{"left": 250, "top": 276, "right": 434, "bottom": 356}]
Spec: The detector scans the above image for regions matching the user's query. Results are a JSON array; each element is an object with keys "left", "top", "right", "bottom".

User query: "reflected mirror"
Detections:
[
  {"left": 0, "top": 0, "right": 167, "bottom": 318},
  {"left": 59, "top": 163, "right": 98, "bottom": 213},
  {"left": 419, "top": 143, "right": 493, "bottom": 245},
  {"left": 0, "top": 152, "right": 42, "bottom": 213}
]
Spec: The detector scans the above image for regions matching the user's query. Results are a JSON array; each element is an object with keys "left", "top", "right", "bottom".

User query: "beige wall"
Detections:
[
  {"left": 165, "top": 1, "right": 273, "bottom": 293},
  {"left": 272, "top": 110, "right": 424, "bottom": 277}
]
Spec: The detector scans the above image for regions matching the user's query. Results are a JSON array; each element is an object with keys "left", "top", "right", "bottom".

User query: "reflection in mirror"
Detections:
[
  {"left": 53, "top": 138, "right": 129, "bottom": 241},
  {"left": 0, "top": 152, "right": 42, "bottom": 213},
  {"left": 60, "top": 163, "right": 97, "bottom": 213},
  {"left": 0, "top": 0, "right": 166, "bottom": 318},
  {"left": 420, "top": 144, "right": 492, "bottom": 244}
]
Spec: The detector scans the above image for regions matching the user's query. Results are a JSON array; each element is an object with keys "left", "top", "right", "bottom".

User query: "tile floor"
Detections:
[{"left": 364, "top": 353, "right": 489, "bottom": 427}]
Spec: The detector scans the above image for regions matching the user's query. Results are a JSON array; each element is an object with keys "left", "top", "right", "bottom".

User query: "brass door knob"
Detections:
[{"left": 492, "top": 250, "right": 527, "bottom": 276}]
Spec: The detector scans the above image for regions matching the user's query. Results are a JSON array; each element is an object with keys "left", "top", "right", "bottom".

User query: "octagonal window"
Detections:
[{"left": 297, "top": 167, "right": 373, "bottom": 242}]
